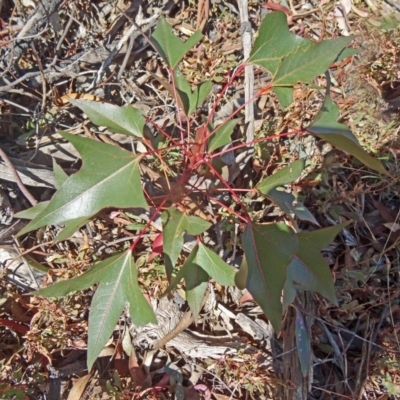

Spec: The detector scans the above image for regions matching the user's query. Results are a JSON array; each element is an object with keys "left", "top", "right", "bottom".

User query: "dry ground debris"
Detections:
[{"left": 1, "top": 0, "right": 400, "bottom": 399}]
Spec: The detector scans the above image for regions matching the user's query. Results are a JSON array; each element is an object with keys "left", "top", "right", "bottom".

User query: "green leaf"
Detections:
[
  {"left": 166, "top": 243, "right": 235, "bottom": 289},
  {"left": 282, "top": 272, "right": 296, "bottom": 312},
  {"left": 165, "top": 246, "right": 208, "bottom": 320},
  {"left": 307, "top": 95, "right": 389, "bottom": 176},
  {"left": 195, "top": 81, "right": 213, "bottom": 114},
  {"left": 184, "top": 265, "right": 209, "bottom": 321},
  {"left": 257, "top": 160, "right": 317, "bottom": 223},
  {"left": 195, "top": 243, "right": 236, "bottom": 286},
  {"left": 380, "top": 15, "right": 400, "bottom": 31},
  {"left": 336, "top": 47, "right": 360, "bottom": 62},
  {"left": 242, "top": 222, "right": 298, "bottom": 332},
  {"left": 53, "top": 217, "right": 90, "bottom": 242},
  {"left": 162, "top": 207, "right": 211, "bottom": 279},
  {"left": 248, "top": 11, "right": 354, "bottom": 107},
  {"left": 68, "top": 99, "right": 145, "bottom": 138},
  {"left": 173, "top": 68, "right": 193, "bottom": 114},
  {"left": 257, "top": 160, "right": 304, "bottom": 194},
  {"left": 282, "top": 223, "right": 349, "bottom": 311},
  {"left": 273, "top": 37, "right": 354, "bottom": 86},
  {"left": 24, "top": 258, "right": 50, "bottom": 273},
  {"left": 35, "top": 257, "right": 112, "bottom": 298},
  {"left": 53, "top": 159, "right": 68, "bottom": 190},
  {"left": 295, "top": 308, "right": 311, "bottom": 377},
  {"left": 14, "top": 201, "right": 49, "bottom": 220},
  {"left": 267, "top": 188, "right": 318, "bottom": 224},
  {"left": 208, "top": 119, "right": 240, "bottom": 152},
  {"left": 235, "top": 255, "right": 248, "bottom": 290},
  {"left": 15, "top": 204, "right": 89, "bottom": 243},
  {"left": 185, "top": 216, "right": 212, "bottom": 235},
  {"left": 36, "top": 251, "right": 157, "bottom": 370},
  {"left": 151, "top": 17, "right": 203, "bottom": 69},
  {"left": 273, "top": 87, "right": 293, "bottom": 108},
  {"left": 174, "top": 68, "right": 212, "bottom": 115},
  {"left": 298, "top": 222, "right": 349, "bottom": 249},
  {"left": 18, "top": 132, "right": 147, "bottom": 237},
  {"left": 165, "top": 243, "right": 235, "bottom": 320}
]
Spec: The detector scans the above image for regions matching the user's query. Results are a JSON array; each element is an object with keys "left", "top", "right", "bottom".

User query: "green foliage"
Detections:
[
  {"left": 257, "top": 160, "right": 305, "bottom": 193},
  {"left": 17, "top": 132, "right": 147, "bottom": 236},
  {"left": 35, "top": 251, "right": 157, "bottom": 370},
  {"left": 307, "top": 94, "right": 389, "bottom": 176},
  {"left": 15, "top": 201, "right": 49, "bottom": 220},
  {"left": 166, "top": 242, "right": 236, "bottom": 320},
  {"left": 174, "top": 68, "right": 212, "bottom": 116},
  {"left": 16, "top": 12, "right": 388, "bottom": 370},
  {"left": 68, "top": 99, "right": 145, "bottom": 138},
  {"left": 282, "top": 223, "right": 348, "bottom": 310},
  {"left": 150, "top": 17, "right": 203, "bottom": 69},
  {"left": 257, "top": 160, "right": 317, "bottom": 223},
  {"left": 0, "top": 384, "right": 28, "bottom": 400},
  {"left": 53, "top": 159, "right": 68, "bottom": 189},
  {"left": 208, "top": 119, "right": 240, "bottom": 152},
  {"left": 248, "top": 11, "right": 354, "bottom": 107},
  {"left": 162, "top": 207, "right": 212, "bottom": 279},
  {"left": 242, "top": 222, "right": 298, "bottom": 331},
  {"left": 295, "top": 308, "right": 310, "bottom": 377}
]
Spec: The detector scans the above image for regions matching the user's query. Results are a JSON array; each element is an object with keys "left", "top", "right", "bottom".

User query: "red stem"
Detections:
[
  {"left": 205, "top": 64, "right": 246, "bottom": 130},
  {"left": 184, "top": 179, "right": 249, "bottom": 223},
  {"left": 169, "top": 68, "right": 186, "bottom": 146},
  {"left": 204, "top": 82, "right": 272, "bottom": 144},
  {"left": 129, "top": 64, "right": 303, "bottom": 251},
  {"left": 203, "top": 160, "right": 251, "bottom": 221},
  {"left": 207, "top": 129, "right": 307, "bottom": 161},
  {"left": 129, "top": 197, "right": 169, "bottom": 253},
  {"left": 143, "top": 115, "right": 193, "bottom": 161}
]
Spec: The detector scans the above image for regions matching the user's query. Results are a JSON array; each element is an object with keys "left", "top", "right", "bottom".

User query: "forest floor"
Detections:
[{"left": 1, "top": 0, "right": 400, "bottom": 399}]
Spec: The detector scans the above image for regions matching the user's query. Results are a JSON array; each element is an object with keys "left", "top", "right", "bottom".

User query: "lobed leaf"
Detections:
[
  {"left": 53, "top": 217, "right": 91, "bottom": 242},
  {"left": 267, "top": 189, "right": 318, "bottom": 225},
  {"left": 208, "top": 119, "right": 240, "bottom": 153},
  {"left": 165, "top": 243, "right": 235, "bottom": 320},
  {"left": 248, "top": 11, "right": 354, "bottom": 107},
  {"left": 53, "top": 160, "right": 68, "bottom": 189},
  {"left": 273, "top": 36, "right": 355, "bottom": 87},
  {"left": 182, "top": 251, "right": 209, "bottom": 321},
  {"left": 18, "top": 132, "right": 147, "bottom": 237},
  {"left": 243, "top": 222, "right": 348, "bottom": 332},
  {"left": 68, "top": 99, "right": 145, "bottom": 138},
  {"left": 257, "top": 160, "right": 304, "bottom": 194},
  {"left": 162, "top": 207, "right": 211, "bottom": 279},
  {"left": 14, "top": 201, "right": 49, "bottom": 220},
  {"left": 174, "top": 68, "right": 212, "bottom": 115},
  {"left": 151, "top": 17, "right": 203, "bottom": 69},
  {"left": 295, "top": 309, "right": 311, "bottom": 377},
  {"left": 282, "top": 223, "right": 349, "bottom": 311},
  {"left": 307, "top": 95, "right": 389, "bottom": 176},
  {"left": 36, "top": 251, "right": 157, "bottom": 370},
  {"left": 195, "top": 243, "right": 236, "bottom": 286},
  {"left": 242, "top": 222, "right": 298, "bottom": 332},
  {"left": 257, "top": 160, "right": 317, "bottom": 223}
]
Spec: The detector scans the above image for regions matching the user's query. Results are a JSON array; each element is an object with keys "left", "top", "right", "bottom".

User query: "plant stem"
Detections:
[
  {"left": 204, "top": 160, "right": 250, "bottom": 221},
  {"left": 205, "top": 64, "right": 246, "bottom": 129},
  {"left": 209, "top": 129, "right": 307, "bottom": 160},
  {"left": 0, "top": 146, "right": 37, "bottom": 206}
]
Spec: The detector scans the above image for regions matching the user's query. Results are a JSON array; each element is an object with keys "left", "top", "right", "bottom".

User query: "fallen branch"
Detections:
[
  {"left": 0, "top": 155, "right": 55, "bottom": 189},
  {"left": 0, "top": 147, "right": 38, "bottom": 206}
]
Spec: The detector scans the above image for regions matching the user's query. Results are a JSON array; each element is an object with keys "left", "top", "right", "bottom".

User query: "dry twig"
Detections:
[{"left": 0, "top": 146, "right": 37, "bottom": 206}]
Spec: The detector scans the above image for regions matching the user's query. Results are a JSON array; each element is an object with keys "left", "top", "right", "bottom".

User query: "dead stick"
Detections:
[
  {"left": 151, "top": 287, "right": 210, "bottom": 350},
  {"left": 0, "top": 146, "right": 38, "bottom": 206}
]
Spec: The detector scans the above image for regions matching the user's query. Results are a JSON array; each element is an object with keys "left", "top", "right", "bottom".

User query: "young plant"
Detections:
[{"left": 16, "top": 11, "right": 388, "bottom": 370}]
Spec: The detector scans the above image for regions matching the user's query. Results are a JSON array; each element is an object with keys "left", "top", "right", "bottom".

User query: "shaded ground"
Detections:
[{"left": 1, "top": 0, "right": 400, "bottom": 399}]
